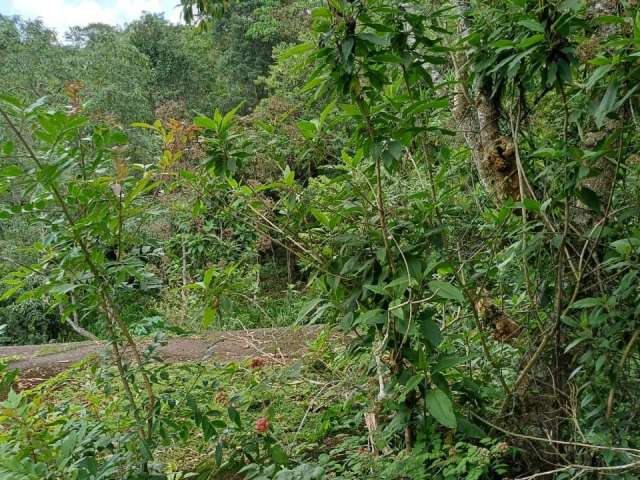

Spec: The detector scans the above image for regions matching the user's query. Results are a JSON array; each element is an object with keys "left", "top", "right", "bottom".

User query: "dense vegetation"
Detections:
[{"left": 1, "top": 0, "right": 640, "bottom": 478}]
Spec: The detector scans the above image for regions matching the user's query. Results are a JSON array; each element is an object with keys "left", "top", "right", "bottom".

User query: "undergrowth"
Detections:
[{"left": 0, "top": 328, "right": 513, "bottom": 479}]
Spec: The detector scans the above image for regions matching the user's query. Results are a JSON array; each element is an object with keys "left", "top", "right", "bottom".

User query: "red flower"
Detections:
[
  {"left": 255, "top": 417, "right": 269, "bottom": 433},
  {"left": 250, "top": 357, "right": 266, "bottom": 369}
]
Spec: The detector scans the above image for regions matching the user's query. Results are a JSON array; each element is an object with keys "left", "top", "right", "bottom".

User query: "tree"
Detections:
[{"left": 127, "top": 13, "right": 217, "bottom": 113}]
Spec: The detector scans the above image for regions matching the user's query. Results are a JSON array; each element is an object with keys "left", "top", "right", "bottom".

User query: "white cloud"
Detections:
[{"left": 6, "top": 0, "right": 182, "bottom": 36}]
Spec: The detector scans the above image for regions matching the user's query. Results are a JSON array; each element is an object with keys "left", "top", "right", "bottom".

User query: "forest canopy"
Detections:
[{"left": 1, "top": 0, "right": 640, "bottom": 479}]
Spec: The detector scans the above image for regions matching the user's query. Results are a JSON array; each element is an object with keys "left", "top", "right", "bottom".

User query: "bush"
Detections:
[{"left": 0, "top": 297, "right": 66, "bottom": 346}]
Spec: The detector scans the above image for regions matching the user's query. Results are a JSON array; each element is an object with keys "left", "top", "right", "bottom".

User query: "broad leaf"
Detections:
[
  {"left": 426, "top": 389, "right": 456, "bottom": 428},
  {"left": 428, "top": 280, "right": 465, "bottom": 303}
]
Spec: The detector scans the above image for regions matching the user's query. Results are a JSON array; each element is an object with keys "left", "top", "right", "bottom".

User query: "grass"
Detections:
[
  {"left": 35, "top": 341, "right": 96, "bottom": 356},
  {"left": 2, "top": 327, "right": 515, "bottom": 479},
  {"left": 21, "top": 327, "right": 370, "bottom": 477},
  {"left": 0, "top": 354, "right": 25, "bottom": 363}
]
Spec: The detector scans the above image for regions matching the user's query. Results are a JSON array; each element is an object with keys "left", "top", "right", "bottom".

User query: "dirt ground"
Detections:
[{"left": 0, "top": 325, "right": 325, "bottom": 390}]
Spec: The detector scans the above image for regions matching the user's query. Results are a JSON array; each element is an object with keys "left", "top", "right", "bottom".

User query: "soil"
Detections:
[{"left": 0, "top": 325, "right": 325, "bottom": 390}]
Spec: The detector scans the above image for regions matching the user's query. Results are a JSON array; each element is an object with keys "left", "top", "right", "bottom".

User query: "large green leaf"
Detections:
[
  {"left": 269, "top": 445, "right": 289, "bottom": 465},
  {"left": 578, "top": 186, "right": 601, "bottom": 213},
  {"left": 279, "top": 42, "right": 314, "bottom": 60},
  {"left": 194, "top": 115, "right": 217, "bottom": 130},
  {"left": 594, "top": 81, "right": 618, "bottom": 127},
  {"left": 0, "top": 165, "right": 24, "bottom": 177},
  {"left": 426, "top": 389, "right": 457, "bottom": 428},
  {"left": 296, "top": 298, "right": 324, "bottom": 323},
  {"left": 428, "top": 280, "right": 465, "bottom": 303},
  {"left": 419, "top": 310, "right": 442, "bottom": 347},
  {"left": 357, "top": 309, "right": 386, "bottom": 325},
  {"left": 517, "top": 19, "right": 545, "bottom": 33}
]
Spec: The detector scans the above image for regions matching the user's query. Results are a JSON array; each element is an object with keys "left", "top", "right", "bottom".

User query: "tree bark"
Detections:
[{"left": 452, "top": 0, "right": 520, "bottom": 203}]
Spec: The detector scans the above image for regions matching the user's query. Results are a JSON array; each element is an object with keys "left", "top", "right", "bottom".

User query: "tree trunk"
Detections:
[{"left": 452, "top": 0, "right": 520, "bottom": 203}]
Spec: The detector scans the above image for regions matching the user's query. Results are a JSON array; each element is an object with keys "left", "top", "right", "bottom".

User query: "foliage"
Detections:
[
  {"left": 2, "top": 0, "right": 640, "bottom": 478},
  {"left": 0, "top": 296, "right": 63, "bottom": 346},
  {"left": 127, "top": 14, "right": 217, "bottom": 113},
  {"left": 0, "top": 388, "right": 144, "bottom": 479},
  {"left": 0, "top": 329, "right": 512, "bottom": 479}
]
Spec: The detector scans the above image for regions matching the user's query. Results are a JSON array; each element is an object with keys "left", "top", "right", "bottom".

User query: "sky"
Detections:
[{"left": 0, "top": 0, "right": 182, "bottom": 36}]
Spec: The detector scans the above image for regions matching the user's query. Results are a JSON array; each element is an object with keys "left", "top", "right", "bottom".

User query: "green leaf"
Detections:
[
  {"left": 522, "top": 198, "right": 540, "bottom": 212},
  {"left": 569, "top": 297, "right": 603, "bottom": 309},
  {"left": 426, "top": 389, "right": 456, "bottom": 428},
  {"left": 385, "top": 276, "right": 410, "bottom": 291},
  {"left": 585, "top": 64, "right": 612, "bottom": 90},
  {"left": 49, "top": 283, "right": 78, "bottom": 294},
  {"left": 595, "top": 15, "right": 625, "bottom": 24},
  {"left": 203, "top": 305, "right": 216, "bottom": 328},
  {"left": 406, "top": 99, "right": 449, "bottom": 115},
  {"left": 358, "top": 33, "right": 390, "bottom": 46},
  {"left": 297, "top": 120, "right": 317, "bottom": 140},
  {"left": 532, "top": 147, "right": 558, "bottom": 158},
  {"left": 219, "top": 295, "right": 232, "bottom": 312},
  {"left": 364, "top": 284, "right": 387, "bottom": 295},
  {"left": 2, "top": 141, "right": 13, "bottom": 155},
  {"left": 0, "top": 165, "right": 24, "bottom": 177},
  {"left": 227, "top": 406, "right": 242, "bottom": 427},
  {"left": 565, "top": 336, "right": 588, "bottom": 352},
  {"left": 340, "top": 312, "right": 354, "bottom": 330},
  {"left": 296, "top": 298, "right": 324, "bottom": 323},
  {"left": 124, "top": 178, "right": 160, "bottom": 208},
  {"left": 518, "top": 34, "right": 544, "bottom": 49},
  {"left": 194, "top": 116, "right": 217, "bottom": 130},
  {"left": 428, "top": 280, "right": 465, "bottom": 303},
  {"left": 356, "top": 309, "right": 386, "bottom": 325},
  {"left": 611, "top": 237, "right": 640, "bottom": 255},
  {"left": 130, "top": 122, "right": 156, "bottom": 130},
  {"left": 419, "top": 310, "right": 442, "bottom": 347},
  {"left": 370, "top": 53, "right": 405, "bottom": 64},
  {"left": 578, "top": 186, "right": 601, "bottom": 212},
  {"left": 57, "top": 435, "right": 80, "bottom": 468},
  {"left": 387, "top": 141, "right": 403, "bottom": 161},
  {"left": 311, "top": 7, "right": 331, "bottom": 18},
  {"left": 405, "top": 374, "right": 424, "bottom": 392},
  {"left": 139, "top": 440, "right": 152, "bottom": 460},
  {"left": 0, "top": 286, "right": 21, "bottom": 301},
  {"left": 341, "top": 36, "right": 354, "bottom": 63},
  {"left": 517, "top": 19, "right": 545, "bottom": 33},
  {"left": 560, "top": 0, "right": 581, "bottom": 11},
  {"left": 594, "top": 81, "right": 618, "bottom": 127},
  {"left": 457, "top": 416, "right": 485, "bottom": 438},
  {"left": 433, "top": 355, "right": 472, "bottom": 373},
  {"left": 269, "top": 445, "right": 289, "bottom": 465},
  {"left": 203, "top": 266, "right": 217, "bottom": 287},
  {"left": 0, "top": 94, "right": 23, "bottom": 108},
  {"left": 423, "top": 55, "right": 448, "bottom": 65},
  {"left": 221, "top": 103, "right": 244, "bottom": 133},
  {"left": 215, "top": 442, "right": 223, "bottom": 465},
  {"left": 309, "top": 207, "right": 331, "bottom": 227},
  {"left": 279, "top": 42, "right": 314, "bottom": 60}
]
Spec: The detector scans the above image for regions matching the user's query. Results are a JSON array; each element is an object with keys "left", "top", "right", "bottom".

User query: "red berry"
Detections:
[
  {"left": 250, "top": 357, "right": 266, "bottom": 369},
  {"left": 255, "top": 417, "right": 269, "bottom": 433}
]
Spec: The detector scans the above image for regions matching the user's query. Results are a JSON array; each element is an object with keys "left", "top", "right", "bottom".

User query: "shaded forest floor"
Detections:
[{"left": 0, "top": 325, "right": 325, "bottom": 390}]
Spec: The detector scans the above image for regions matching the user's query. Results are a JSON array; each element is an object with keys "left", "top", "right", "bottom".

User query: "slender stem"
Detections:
[
  {"left": 606, "top": 328, "right": 640, "bottom": 418},
  {"left": 116, "top": 188, "right": 124, "bottom": 262},
  {"left": 0, "top": 105, "right": 155, "bottom": 444},
  {"left": 355, "top": 96, "right": 395, "bottom": 274}
]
